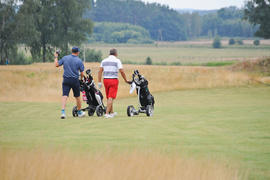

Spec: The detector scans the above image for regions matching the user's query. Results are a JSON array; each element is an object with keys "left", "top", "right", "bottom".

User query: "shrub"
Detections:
[
  {"left": 212, "top": 37, "right": 221, "bottom": 48},
  {"left": 127, "top": 39, "right": 140, "bottom": 44},
  {"left": 79, "top": 49, "right": 102, "bottom": 62},
  {"left": 254, "top": 40, "right": 260, "bottom": 46},
  {"left": 146, "top": 57, "right": 152, "bottom": 65},
  {"left": 7, "top": 51, "right": 31, "bottom": 65},
  {"left": 229, "top": 38, "right": 235, "bottom": 45},
  {"left": 170, "top": 62, "right": 182, "bottom": 66},
  {"left": 237, "top": 39, "right": 244, "bottom": 45}
]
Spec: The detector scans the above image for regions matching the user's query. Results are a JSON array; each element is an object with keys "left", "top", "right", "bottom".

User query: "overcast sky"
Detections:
[{"left": 142, "top": 0, "right": 245, "bottom": 10}]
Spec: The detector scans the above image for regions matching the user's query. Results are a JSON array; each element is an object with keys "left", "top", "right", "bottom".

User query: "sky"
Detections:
[{"left": 142, "top": 0, "right": 245, "bottom": 10}]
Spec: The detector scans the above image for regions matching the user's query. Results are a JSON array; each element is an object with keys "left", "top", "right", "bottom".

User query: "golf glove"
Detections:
[{"left": 98, "top": 82, "right": 102, "bottom": 89}]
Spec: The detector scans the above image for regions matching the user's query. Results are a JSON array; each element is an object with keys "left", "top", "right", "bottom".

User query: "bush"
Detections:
[
  {"left": 212, "top": 37, "right": 221, "bottom": 48},
  {"left": 79, "top": 49, "right": 102, "bottom": 62},
  {"left": 146, "top": 57, "right": 152, "bottom": 65},
  {"left": 229, "top": 38, "right": 235, "bottom": 45},
  {"left": 170, "top": 62, "right": 182, "bottom": 66},
  {"left": 7, "top": 51, "right": 31, "bottom": 65},
  {"left": 254, "top": 39, "right": 260, "bottom": 46},
  {"left": 127, "top": 39, "right": 140, "bottom": 44},
  {"left": 237, "top": 39, "right": 244, "bottom": 45}
]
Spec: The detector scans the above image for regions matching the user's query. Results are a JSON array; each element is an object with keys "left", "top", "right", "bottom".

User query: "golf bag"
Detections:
[
  {"left": 72, "top": 69, "right": 106, "bottom": 117},
  {"left": 127, "top": 70, "right": 155, "bottom": 117},
  {"left": 135, "top": 74, "right": 155, "bottom": 108}
]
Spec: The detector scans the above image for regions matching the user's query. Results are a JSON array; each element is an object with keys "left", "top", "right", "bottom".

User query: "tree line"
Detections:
[
  {"left": 1, "top": 0, "right": 269, "bottom": 65},
  {"left": 87, "top": 0, "right": 188, "bottom": 41},
  {"left": 89, "top": 22, "right": 153, "bottom": 44},
  {"left": 87, "top": 0, "right": 259, "bottom": 42}
]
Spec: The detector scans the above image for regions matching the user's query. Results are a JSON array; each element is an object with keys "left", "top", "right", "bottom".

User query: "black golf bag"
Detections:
[
  {"left": 135, "top": 73, "right": 155, "bottom": 109},
  {"left": 127, "top": 70, "right": 155, "bottom": 117},
  {"left": 72, "top": 69, "right": 106, "bottom": 117}
]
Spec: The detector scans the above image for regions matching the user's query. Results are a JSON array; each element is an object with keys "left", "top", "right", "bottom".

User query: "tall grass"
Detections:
[
  {"left": 0, "top": 148, "right": 243, "bottom": 180},
  {"left": 0, "top": 63, "right": 256, "bottom": 102}
]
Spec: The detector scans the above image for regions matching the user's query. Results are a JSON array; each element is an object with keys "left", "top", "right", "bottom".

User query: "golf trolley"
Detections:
[
  {"left": 72, "top": 69, "right": 106, "bottom": 117},
  {"left": 127, "top": 70, "right": 155, "bottom": 117}
]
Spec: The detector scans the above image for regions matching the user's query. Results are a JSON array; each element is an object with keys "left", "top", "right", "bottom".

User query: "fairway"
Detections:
[{"left": 1, "top": 86, "right": 270, "bottom": 179}]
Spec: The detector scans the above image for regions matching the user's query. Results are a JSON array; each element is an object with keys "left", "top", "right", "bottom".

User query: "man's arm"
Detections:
[
  {"left": 97, "top": 67, "right": 103, "bottom": 89},
  {"left": 54, "top": 53, "right": 60, "bottom": 67},
  {"left": 80, "top": 71, "right": 84, "bottom": 79},
  {"left": 119, "top": 68, "right": 129, "bottom": 83},
  {"left": 98, "top": 67, "right": 103, "bottom": 82}
]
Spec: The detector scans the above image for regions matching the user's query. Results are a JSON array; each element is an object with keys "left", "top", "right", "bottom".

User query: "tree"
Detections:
[
  {"left": 244, "top": 0, "right": 270, "bottom": 38},
  {"left": 90, "top": 22, "right": 153, "bottom": 44},
  {"left": 17, "top": 0, "right": 93, "bottom": 62},
  {"left": 0, "top": 0, "right": 20, "bottom": 65},
  {"left": 183, "top": 12, "right": 202, "bottom": 38},
  {"left": 18, "top": 0, "right": 55, "bottom": 62},
  {"left": 79, "top": 49, "right": 102, "bottom": 62},
  {"left": 212, "top": 36, "right": 221, "bottom": 48},
  {"left": 254, "top": 39, "right": 260, "bottom": 46},
  {"left": 52, "top": 0, "right": 93, "bottom": 55},
  {"left": 229, "top": 38, "right": 235, "bottom": 45},
  {"left": 146, "top": 57, "right": 152, "bottom": 65}
]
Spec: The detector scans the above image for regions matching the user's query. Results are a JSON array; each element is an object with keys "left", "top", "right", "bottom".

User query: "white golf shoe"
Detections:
[
  {"left": 61, "top": 114, "right": 66, "bottom": 119},
  {"left": 105, "top": 114, "right": 114, "bottom": 118},
  {"left": 111, "top": 112, "right": 117, "bottom": 117},
  {"left": 78, "top": 111, "right": 86, "bottom": 118}
]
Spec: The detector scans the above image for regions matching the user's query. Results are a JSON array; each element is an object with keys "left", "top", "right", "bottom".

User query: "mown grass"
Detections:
[
  {"left": 203, "top": 61, "right": 238, "bottom": 67},
  {"left": 0, "top": 86, "right": 270, "bottom": 179},
  {"left": 86, "top": 43, "right": 270, "bottom": 65}
]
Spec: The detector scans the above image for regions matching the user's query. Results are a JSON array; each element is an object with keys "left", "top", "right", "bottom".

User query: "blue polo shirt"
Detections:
[{"left": 58, "top": 54, "right": 84, "bottom": 78}]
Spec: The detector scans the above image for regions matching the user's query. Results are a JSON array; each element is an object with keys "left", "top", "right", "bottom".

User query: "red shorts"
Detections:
[{"left": 103, "top": 79, "right": 119, "bottom": 99}]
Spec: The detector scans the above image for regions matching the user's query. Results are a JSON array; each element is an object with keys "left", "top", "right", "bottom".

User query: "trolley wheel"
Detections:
[
  {"left": 96, "top": 105, "right": 104, "bottom": 117},
  {"left": 72, "top": 106, "right": 78, "bottom": 117},
  {"left": 146, "top": 105, "right": 154, "bottom": 117},
  {"left": 88, "top": 109, "right": 95, "bottom": 116},
  {"left": 127, "top": 105, "right": 135, "bottom": 117}
]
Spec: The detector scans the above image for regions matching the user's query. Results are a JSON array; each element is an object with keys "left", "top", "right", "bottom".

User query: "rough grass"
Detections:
[
  {"left": 0, "top": 63, "right": 257, "bottom": 102},
  {"left": 0, "top": 149, "right": 242, "bottom": 180},
  {"left": 230, "top": 58, "right": 270, "bottom": 76}
]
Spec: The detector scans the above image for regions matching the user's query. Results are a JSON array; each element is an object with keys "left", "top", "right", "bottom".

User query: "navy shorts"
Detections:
[{"left": 62, "top": 77, "right": 80, "bottom": 97}]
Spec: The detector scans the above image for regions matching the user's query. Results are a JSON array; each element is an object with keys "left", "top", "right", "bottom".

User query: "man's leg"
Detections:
[
  {"left": 74, "top": 94, "right": 85, "bottom": 118},
  {"left": 75, "top": 96, "right": 81, "bottom": 110},
  {"left": 106, "top": 97, "right": 113, "bottom": 114},
  {"left": 62, "top": 96, "right": 68, "bottom": 109},
  {"left": 61, "top": 95, "right": 68, "bottom": 119}
]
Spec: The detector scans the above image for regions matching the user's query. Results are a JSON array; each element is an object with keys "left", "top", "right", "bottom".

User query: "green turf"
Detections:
[{"left": 0, "top": 86, "right": 270, "bottom": 179}]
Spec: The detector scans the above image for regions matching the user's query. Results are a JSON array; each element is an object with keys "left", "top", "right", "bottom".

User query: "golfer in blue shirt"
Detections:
[{"left": 54, "top": 46, "right": 85, "bottom": 119}]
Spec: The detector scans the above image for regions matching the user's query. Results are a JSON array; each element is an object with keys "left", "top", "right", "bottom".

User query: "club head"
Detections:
[
  {"left": 134, "top": 70, "right": 139, "bottom": 75},
  {"left": 86, "top": 69, "right": 91, "bottom": 75}
]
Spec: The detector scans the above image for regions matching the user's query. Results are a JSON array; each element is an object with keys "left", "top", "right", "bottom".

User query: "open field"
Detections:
[
  {"left": 0, "top": 60, "right": 270, "bottom": 179},
  {"left": 86, "top": 40, "right": 270, "bottom": 65},
  {"left": 17, "top": 39, "right": 270, "bottom": 65}
]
